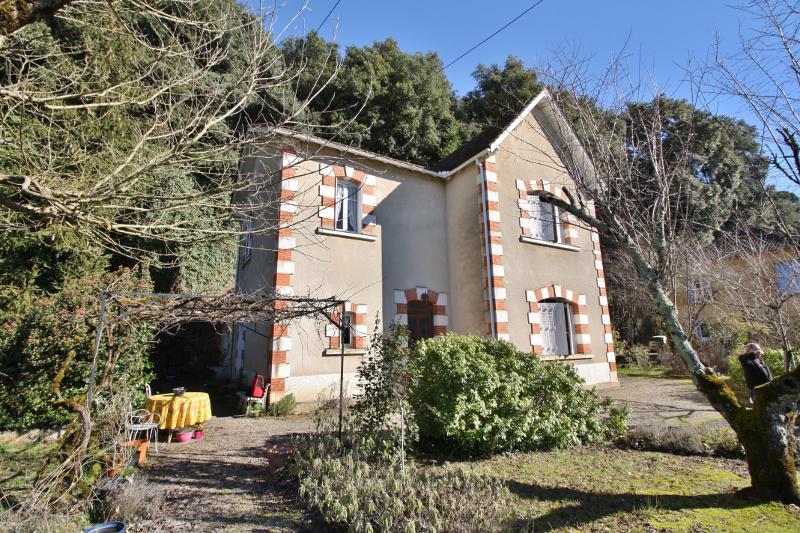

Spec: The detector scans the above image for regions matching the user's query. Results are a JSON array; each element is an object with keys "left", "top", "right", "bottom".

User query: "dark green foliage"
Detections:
[
  {"left": 280, "top": 35, "right": 461, "bottom": 165},
  {"left": 456, "top": 55, "right": 544, "bottom": 138},
  {"left": 408, "top": 334, "right": 625, "bottom": 455},
  {"left": 0, "top": 269, "right": 155, "bottom": 429}
]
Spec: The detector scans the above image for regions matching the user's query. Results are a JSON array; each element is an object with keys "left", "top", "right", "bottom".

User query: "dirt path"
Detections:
[
  {"left": 136, "top": 415, "right": 315, "bottom": 532},
  {"left": 601, "top": 375, "right": 725, "bottom": 429}
]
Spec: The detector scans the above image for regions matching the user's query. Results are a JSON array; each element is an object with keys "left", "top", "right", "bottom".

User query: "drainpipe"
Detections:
[{"left": 476, "top": 158, "right": 497, "bottom": 338}]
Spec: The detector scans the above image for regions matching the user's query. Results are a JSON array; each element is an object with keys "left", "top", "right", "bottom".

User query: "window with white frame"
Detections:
[
  {"left": 528, "top": 194, "right": 563, "bottom": 243},
  {"left": 775, "top": 260, "right": 800, "bottom": 296},
  {"left": 335, "top": 180, "right": 361, "bottom": 232},
  {"left": 241, "top": 215, "right": 254, "bottom": 263},
  {"left": 687, "top": 277, "right": 712, "bottom": 305},
  {"left": 539, "top": 299, "right": 576, "bottom": 356}
]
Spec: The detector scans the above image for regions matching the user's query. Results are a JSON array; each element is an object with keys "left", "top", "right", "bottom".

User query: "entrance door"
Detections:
[
  {"left": 539, "top": 302, "right": 570, "bottom": 356},
  {"left": 407, "top": 301, "right": 434, "bottom": 342}
]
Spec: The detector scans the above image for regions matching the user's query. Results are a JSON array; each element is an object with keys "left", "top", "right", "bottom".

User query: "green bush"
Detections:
[
  {"left": 726, "top": 347, "right": 786, "bottom": 393},
  {"left": 0, "top": 270, "right": 155, "bottom": 430},
  {"left": 409, "top": 334, "right": 624, "bottom": 455},
  {"left": 267, "top": 393, "right": 297, "bottom": 417},
  {"left": 292, "top": 435, "right": 510, "bottom": 532}
]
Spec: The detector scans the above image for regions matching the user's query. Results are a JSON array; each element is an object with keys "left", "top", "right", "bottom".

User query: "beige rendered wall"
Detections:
[
  {"left": 235, "top": 149, "right": 281, "bottom": 380},
  {"left": 264, "top": 146, "right": 450, "bottom": 402},
  {"left": 493, "top": 113, "right": 613, "bottom": 384},
  {"left": 444, "top": 164, "right": 488, "bottom": 334}
]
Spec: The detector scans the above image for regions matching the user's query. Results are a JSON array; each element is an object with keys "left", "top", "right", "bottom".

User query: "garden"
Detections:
[{"left": 280, "top": 330, "right": 800, "bottom": 532}]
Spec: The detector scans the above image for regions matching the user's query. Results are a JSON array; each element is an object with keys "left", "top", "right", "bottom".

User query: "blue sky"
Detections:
[
  {"left": 272, "top": 1, "right": 747, "bottom": 109},
  {"left": 264, "top": 1, "right": 792, "bottom": 189}
]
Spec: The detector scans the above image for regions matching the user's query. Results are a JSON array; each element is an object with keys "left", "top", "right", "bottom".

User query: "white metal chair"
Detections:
[{"left": 127, "top": 408, "right": 161, "bottom": 454}]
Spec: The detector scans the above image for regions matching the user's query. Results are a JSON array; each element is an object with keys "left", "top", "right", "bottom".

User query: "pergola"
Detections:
[{"left": 87, "top": 289, "right": 351, "bottom": 436}]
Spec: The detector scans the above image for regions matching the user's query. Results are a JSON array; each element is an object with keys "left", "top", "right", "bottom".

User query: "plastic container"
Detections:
[
  {"left": 175, "top": 430, "right": 193, "bottom": 443},
  {"left": 84, "top": 522, "right": 127, "bottom": 533}
]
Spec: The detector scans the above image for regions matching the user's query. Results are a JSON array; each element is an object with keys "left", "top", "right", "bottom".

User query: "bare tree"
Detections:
[
  {"left": 711, "top": 0, "right": 800, "bottom": 190},
  {"left": 0, "top": 0, "right": 342, "bottom": 260},
  {"left": 690, "top": 226, "right": 800, "bottom": 371},
  {"left": 520, "top": 53, "right": 800, "bottom": 501}
]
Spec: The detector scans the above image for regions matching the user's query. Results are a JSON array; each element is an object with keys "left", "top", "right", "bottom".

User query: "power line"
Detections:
[
  {"left": 440, "top": 0, "right": 547, "bottom": 72},
  {"left": 316, "top": 0, "right": 343, "bottom": 32}
]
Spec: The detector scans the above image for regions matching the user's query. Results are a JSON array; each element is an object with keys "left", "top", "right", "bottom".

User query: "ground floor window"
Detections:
[
  {"left": 539, "top": 300, "right": 576, "bottom": 356},
  {"left": 407, "top": 300, "right": 434, "bottom": 342}
]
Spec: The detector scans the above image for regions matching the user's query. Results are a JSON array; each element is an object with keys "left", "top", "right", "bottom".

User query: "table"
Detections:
[{"left": 145, "top": 392, "right": 212, "bottom": 431}]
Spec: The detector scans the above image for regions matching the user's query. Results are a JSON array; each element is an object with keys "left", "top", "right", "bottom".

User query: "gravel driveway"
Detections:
[
  {"left": 601, "top": 375, "right": 725, "bottom": 430},
  {"left": 136, "top": 415, "right": 315, "bottom": 532}
]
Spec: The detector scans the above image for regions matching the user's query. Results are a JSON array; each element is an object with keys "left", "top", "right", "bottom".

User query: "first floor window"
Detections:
[
  {"left": 775, "top": 260, "right": 800, "bottom": 296},
  {"left": 539, "top": 300, "right": 576, "bottom": 356},
  {"left": 528, "top": 194, "right": 563, "bottom": 243},
  {"left": 335, "top": 180, "right": 360, "bottom": 232}
]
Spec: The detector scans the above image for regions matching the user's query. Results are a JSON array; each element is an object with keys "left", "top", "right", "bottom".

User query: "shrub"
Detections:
[
  {"left": 0, "top": 269, "right": 155, "bottom": 430},
  {"left": 267, "top": 393, "right": 297, "bottom": 417},
  {"left": 350, "top": 325, "right": 415, "bottom": 458},
  {"left": 726, "top": 347, "right": 786, "bottom": 393},
  {"left": 409, "top": 334, "right": 624, "bottom": 455},
  {"left": 291, "top": 435, "right": 510, "bottom": 532}
]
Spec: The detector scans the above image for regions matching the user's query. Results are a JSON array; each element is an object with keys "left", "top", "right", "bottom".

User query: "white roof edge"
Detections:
[
  {"left": 488, "top": 89, "right": 551, "bottom": 153},
  {"left": 249, "top": 125, "right": 444, "bottom": 179}
]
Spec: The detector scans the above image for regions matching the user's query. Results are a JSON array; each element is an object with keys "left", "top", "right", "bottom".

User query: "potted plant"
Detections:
[
  {"left": 266, "top": 442, "right": 294, "bottom": 472},
  {"left": 174, "top": 427, "right": 193, "bottom": 443},
  {"left": 193, "top": 423, "right": 206, "bottom": 440}
]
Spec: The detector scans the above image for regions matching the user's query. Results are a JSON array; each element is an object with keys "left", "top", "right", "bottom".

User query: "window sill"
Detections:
[
  {"left": 324, "top": 348, "right": 368, "bottom": 357},
  {"left": 538, "top": 353, "right": 594, "bottom": 362},
  {"left": 519, "top": 236, "right": 580, "bottom": 252},
  {"left": 316, "top": 227, "right": 377, "bottom": 242}
]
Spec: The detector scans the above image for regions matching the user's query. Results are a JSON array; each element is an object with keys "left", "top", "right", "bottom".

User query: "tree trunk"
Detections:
[
  {"left": 540, "top": 192, "right": 800, "bottom": 502},
  {"left": 736, "top": 369, "right": 800, "bottom": 503}
]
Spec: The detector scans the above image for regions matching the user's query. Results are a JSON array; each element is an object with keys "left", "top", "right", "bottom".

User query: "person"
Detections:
[{"left": 738, "top": 342, "right": 773, "bottom": 404}]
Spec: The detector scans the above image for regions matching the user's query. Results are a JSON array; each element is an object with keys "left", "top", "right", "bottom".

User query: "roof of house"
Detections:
[
  {"left": 253, "top": 90, "right": 586, "bottom": 179},
  {"left": 428, "top": 125, "right": 504, "bottom": 172}
]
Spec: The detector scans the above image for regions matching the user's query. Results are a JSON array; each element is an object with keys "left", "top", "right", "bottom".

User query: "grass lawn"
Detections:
[
  {"left": 454, "top": 446, "right": 800, "bottom": 532},
  {"left": 0, "top": 442, "right": 54, "bottom": 503}
]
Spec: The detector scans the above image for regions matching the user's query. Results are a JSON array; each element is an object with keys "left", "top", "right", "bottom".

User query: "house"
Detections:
[
  {"left": 233, "top": 90, "right": 618, "bottom": 403},
  {"left": 675, "top": 227, "right": 800, "bottom": 364}
]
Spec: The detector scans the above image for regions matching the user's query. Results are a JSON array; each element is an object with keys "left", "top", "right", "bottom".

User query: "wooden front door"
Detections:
[{"left": 407, "top": 301, "right": 434, "bottom": 342}]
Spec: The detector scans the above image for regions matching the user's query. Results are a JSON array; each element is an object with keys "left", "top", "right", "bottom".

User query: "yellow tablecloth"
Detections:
[{"left": 145, "top": 392, "right": 212, "bottom": 430}]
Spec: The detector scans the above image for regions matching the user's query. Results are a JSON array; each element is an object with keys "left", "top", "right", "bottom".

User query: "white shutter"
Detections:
[
  {"left": 529, "top": 195, "right": 556, "bottom": 242},
  {"left": 540, "top": 302, "right": 570, "bottom": 355}
]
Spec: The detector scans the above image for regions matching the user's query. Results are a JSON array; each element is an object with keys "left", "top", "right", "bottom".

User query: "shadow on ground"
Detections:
[{"left": 506, "top": 480, "right": 760, "bottom": 531}]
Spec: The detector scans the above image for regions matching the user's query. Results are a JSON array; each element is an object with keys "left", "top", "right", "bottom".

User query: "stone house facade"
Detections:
[{"left": 234, "top": 90, "right": 617, "bottom": 403}]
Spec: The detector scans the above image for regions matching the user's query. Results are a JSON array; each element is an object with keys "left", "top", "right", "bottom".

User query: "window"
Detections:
[
  {"left": 539, "top": 300, "right": 576, "bottom": 356},
  {"left": 407, "top": 301, "right": 434, "bottom": 342},
  {"left": 528, "top": 194, "right": 563, "bottom": 243},
  {"left": 340, "top": 312, "right": 355, "bottom": 347},
  {"left": 241, "top": 215, "right": 254, "bottom": 262},
  {"left": 687, "top": 278, "right": 712, "bottom": 305},
  {"left": 335, "top": 180, "right": 361, "bottom": 232},
  {"left": 694, "top": 322, "right": 712, "bottom": 341},
  {"left": 775, "top": 260, "right": 800, "bottom": 296}
]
